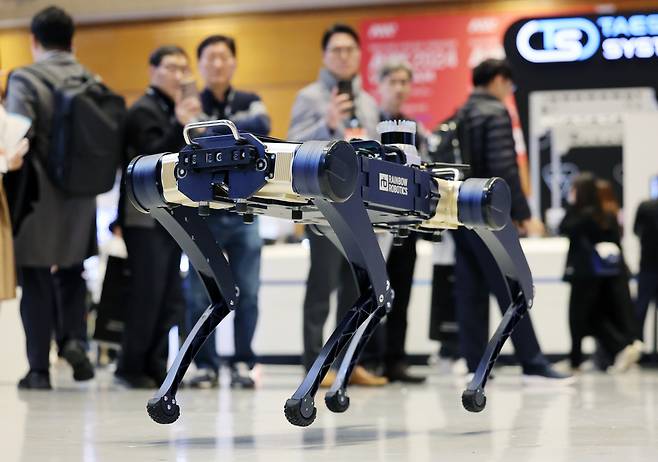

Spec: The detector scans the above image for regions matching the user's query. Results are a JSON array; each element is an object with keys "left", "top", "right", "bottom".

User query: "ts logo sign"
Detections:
[{"left": 516, "top": 18, "right": 601, "bottom": 63}]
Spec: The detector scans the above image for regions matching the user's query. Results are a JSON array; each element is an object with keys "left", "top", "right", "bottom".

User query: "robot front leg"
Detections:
[
  {"left": 284, "top": 195, "right": 393, "bottom": 427},
  {"left": 284, "top": 292, "right": 377, "bottom": 427},
  {"left": 145, "top": 207, "right": 239, "bottom": 424},
  {"left": 324, "top": 303, "right": 388, "bottom": 414},
  {"left": 147, "top": 300, "right": 231, "bottom": 424}
]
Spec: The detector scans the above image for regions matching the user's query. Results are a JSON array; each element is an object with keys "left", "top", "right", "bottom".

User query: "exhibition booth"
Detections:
[
  {"left": 4, "top": 2, "right": 658, "bottom": 460},
  {"left": 3, "top": 7, "right": 658, "bottom": 380}
]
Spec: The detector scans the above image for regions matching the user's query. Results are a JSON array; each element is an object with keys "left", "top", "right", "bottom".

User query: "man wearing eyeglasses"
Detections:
[
  {"left": 289, "top": 23, "right": 386, "bottom": 387},
  {"left": 115, "top": 45, "right": 201, "bottom": 388}
]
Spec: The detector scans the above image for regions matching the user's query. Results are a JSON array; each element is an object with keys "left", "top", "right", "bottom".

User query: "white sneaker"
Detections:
[
  {"left": 610, "top": 343, "right": 642, "bottom": 374},
  {"left": 452, "top": 358, "right": 469, "bottom": 376},
  {"left": 231, "top": 362, "right": 258, "bottom": 389},
  {"left": 436, "top": 357, "right": 455, "bottom": 375}
]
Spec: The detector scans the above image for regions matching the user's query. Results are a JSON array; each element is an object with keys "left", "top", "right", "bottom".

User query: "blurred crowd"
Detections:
[{"left": 2, "top": 6, "right": 657, "bottom": 392}]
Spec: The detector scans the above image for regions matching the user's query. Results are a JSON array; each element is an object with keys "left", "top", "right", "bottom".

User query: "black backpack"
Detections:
[
  {"left": 427, "top": 105, "right": 477, "bottom": 177},
  {"left": 428, "top": 107, "right": 471, "bottom": 164},
  {"left": 23, "top": 65, "right": 126, "bottom": 196}
]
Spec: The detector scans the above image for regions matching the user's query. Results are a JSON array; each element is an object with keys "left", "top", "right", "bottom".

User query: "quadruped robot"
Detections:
[{"left": 125, "top": 119, "right": 535, "bottom": 427}]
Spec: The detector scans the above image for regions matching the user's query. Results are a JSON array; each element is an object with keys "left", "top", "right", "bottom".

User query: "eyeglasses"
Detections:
[
  {"left": 327, "top": 45, "right": 359, "bottom": 56},
  {"left": 201, "top": 53, "right": 234, "bottom": 65},
  {"left": 161, "top": 63, "right": 189, "bottom": 74}
]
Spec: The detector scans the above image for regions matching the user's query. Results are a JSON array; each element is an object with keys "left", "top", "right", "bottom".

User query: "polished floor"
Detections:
[{"left": 2, "top": 362, "right": 658, "bottom": 462}]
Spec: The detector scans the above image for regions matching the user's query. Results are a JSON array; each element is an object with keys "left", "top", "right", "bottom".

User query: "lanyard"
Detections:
[{"left": 146, "top": 87, "right": 177, "bottom": 125}]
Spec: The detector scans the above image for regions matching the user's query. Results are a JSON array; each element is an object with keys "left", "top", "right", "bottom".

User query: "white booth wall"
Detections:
[
  {"left": 623, "top": 113, "right": 658, "bottom": 274},
  {"left": 252, "top": 238, "right": 573, "bottom": 357}
]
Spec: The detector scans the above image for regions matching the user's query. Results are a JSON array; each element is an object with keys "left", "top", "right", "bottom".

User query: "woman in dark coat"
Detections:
[
  {"left": 1, "top": 138, "right": 29, "bottom": 301},
  {"left": 559, "top": 173, "right": 642, "bottom": 372}
]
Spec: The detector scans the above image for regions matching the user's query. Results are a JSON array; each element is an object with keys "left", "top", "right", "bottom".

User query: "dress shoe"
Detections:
[
  {"left": 522, "top": 364, "right": 576, "bottom": 385},
  {"left": 231, "top": 362, "right": 258, "bottom": 389},
  {"left": 348, "top": 365, "right": 388, "bottom": 386},
  {"left": 319, "top": 369, "right": 337, "bottom": 388},
  {"left": 18, "top": 371, "right": 52, "bottom": 390},
  {"left": 115, "top": 372, "right": 157, "bottom": 389},
  {"left": 61, "top": 339, "right": 95, "bottom": 381},
  {"left": 188, "top": 368, "right": 219, "bottom": 389},
  {"left": 384, "top": 362, "right": 426, "bottom": 384}
]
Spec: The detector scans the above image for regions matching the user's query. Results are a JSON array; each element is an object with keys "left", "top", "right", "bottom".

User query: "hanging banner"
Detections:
[
  {"left": 360, "top": 13, "right": 520, "bottom": 129},
  {"left": 359, "top": 8, "right": 595, "bottom": 165}
]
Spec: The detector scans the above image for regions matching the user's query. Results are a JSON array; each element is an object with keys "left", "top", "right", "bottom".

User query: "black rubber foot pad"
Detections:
[
  {"left": 325, "top": 390, "right": 350, "bottom": 413},
  {"left": 462, "top": 388, "right": 487, "bottom": 413},
  {"left": 284, "top": 398, "right": 317, "bottom": 427},
  {"left": 147, "top": 395, "right": 180, "bottom": 424}
]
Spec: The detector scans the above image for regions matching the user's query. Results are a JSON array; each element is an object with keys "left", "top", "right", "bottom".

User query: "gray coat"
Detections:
[
  {"left": 288, "top": 68, "right": 380, "bottom": 142},
  {"left": 5, "top": 51, "right": 97, "bottom": 267}
]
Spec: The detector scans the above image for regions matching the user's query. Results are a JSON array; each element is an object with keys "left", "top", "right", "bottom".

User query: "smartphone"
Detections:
[
  {"left": 650, "top": 175, "right": 658, "bottom": 199},
  {"left": 181, "top": 80, "right": 198, "bottom": 100},
  {"left": 337, "top": 80, "right": 353, "bottom": 99}
]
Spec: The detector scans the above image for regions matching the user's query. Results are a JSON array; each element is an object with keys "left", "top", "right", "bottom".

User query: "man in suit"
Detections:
[{"left": 115, "top": 45, "right": 201, "bottom": 388}]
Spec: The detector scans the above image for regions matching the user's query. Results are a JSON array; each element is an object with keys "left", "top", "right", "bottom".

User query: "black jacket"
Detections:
[
  {"left": 119, "top": 86, "right": 186, "bottom": 228},
  {"left": 463, "top": 90, "right": 530, "bottom": 222},
  {"left": 200, "top": 87, "right": 270, "bottom": 136},
  {"left": 634, "top": 199, "right": 658, "bottom": 273},
  {"left": 559, "top": 206, "right": 624, "bottom": 280}
]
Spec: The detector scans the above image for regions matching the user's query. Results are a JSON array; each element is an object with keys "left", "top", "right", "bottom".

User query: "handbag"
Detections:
[
  {"left": 590, "top": 241, "right": 622, "bottom": 277},
  {"left": 92, "top": 234, "right": 131, "bottom": 344}
]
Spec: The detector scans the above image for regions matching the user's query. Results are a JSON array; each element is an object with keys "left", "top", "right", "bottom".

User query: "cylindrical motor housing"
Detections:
[
  {"left": 291, "top": 140, "right": 359, "bottom": 203},
  {"left": 126, "top": 153, "right": 168, "bottom": 213},
  {"left": 423, "top": 177, "right": 511, "bottom": 231}
]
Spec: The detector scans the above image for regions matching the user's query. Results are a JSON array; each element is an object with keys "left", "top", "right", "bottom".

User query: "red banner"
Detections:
[
  {"left": 360, "top": 13, "right": 521, "bottom": 128},
  {"left": 359, "top": 8, "right": 594, "bottom": 160}
]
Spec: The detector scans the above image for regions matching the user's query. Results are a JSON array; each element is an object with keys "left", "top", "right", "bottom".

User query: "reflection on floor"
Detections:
[{"left": 2, "top": 363, "right": 658, "bottom": 462}]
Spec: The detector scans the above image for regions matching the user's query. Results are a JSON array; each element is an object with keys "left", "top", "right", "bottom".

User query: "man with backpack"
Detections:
[
  {"left": 4, "top": 7, "right": 115, "bottom": 389},
  {"left": 451, "top": 59, "right": 572, "bottom": 384}
]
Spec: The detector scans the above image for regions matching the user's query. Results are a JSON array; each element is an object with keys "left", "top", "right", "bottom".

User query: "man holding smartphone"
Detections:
[
  {"left": 289, "top": 23, "right": 386, "bottom": 387},
  {"left": 115, "top": 45, "right": 201, "bottom": 388}
]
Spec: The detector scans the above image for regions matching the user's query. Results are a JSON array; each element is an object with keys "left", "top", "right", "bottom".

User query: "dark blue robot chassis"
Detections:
[{"left": 126, "top": 120, "right": 534, "bottom": 427}]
